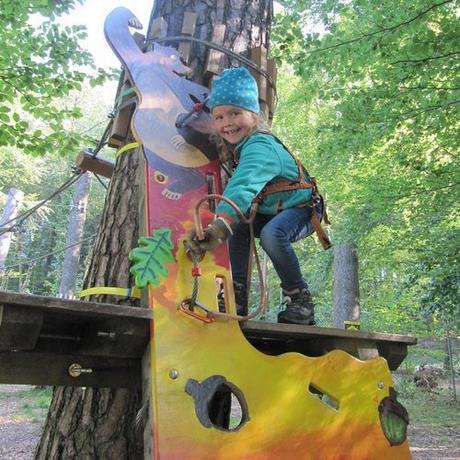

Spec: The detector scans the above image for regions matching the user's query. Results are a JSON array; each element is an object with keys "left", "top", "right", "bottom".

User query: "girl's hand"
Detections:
[{"left": 185, "top": 218, "right": 233, "bottom": 253}]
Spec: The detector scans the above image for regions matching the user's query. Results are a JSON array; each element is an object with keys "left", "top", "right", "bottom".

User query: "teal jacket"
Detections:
[{"left": 216, "top": 132, "right": 313, "bottom": 222}]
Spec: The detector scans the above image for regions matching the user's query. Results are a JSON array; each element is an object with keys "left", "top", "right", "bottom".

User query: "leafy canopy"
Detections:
[
  {"left": 271, "top": 0, "right": 459, "bottom": 331},
  {"left": 0, "top": 0, "right": 115, "bottom": 156}
]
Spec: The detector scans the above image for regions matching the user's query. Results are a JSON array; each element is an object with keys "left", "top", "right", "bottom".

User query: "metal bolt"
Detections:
[
  {"left": 68, "top": 363, "right": 93, "bottom": 378},
  {"left": 169, "top": 369, "right": 179, "bottom": 380},
  {"left": 378, "top": 381, "right": 385, "bottom": 389}
]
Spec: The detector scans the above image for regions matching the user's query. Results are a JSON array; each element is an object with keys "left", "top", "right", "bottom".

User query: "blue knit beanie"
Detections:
[{"left": 208, "top": 67, "right": 260, "bottom": 114}]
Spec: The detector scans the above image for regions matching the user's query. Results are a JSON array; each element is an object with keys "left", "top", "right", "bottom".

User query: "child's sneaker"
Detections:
[{"left": 277, "top": 289, "right": 316, "bottom": 325}]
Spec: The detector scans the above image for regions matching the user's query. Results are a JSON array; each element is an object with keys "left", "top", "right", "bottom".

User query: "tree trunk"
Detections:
[
  {"left": 36, "top": 152, "right": 143, "bottom": 460},
  {"left": 148, "top": 0, "right": 272, "bottom": 82},
  {"left": 0, "top": 187, "right": 24, "bottom": 272},
  {"left": 333, "top": 243, "right": 360, "bottom": 328},
  {"left": 57, "top": 172, "right": 92, "bottom": 299},
  {"left": 37, "top": 1, "right": 272, "bottom": 458}
]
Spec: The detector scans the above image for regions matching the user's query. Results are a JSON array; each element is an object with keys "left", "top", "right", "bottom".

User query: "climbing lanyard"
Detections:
[{"left": 182, "top": 194, "right": 267, "bottom": 323}]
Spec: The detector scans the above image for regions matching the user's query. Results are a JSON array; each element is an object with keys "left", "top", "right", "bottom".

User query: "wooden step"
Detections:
[{"left": 0, "top": 291, "right": 416, "bottom": 388}]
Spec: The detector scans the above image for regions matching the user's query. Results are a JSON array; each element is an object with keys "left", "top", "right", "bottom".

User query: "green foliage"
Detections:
[
  {"left": 271, "top": 0, "right": 459, "bottom": 333},
  {"left": 394, "top": 372, "right": 459, "bottom": 426},
  {"left": 129, "top": 229, "right": 175, "bottom": 288},
  {"left": 0, "top": 81, "right": 112, "bottom": 296},
  {"left": 0, "top": 0, "right": 116, "bottom": 156},
  {"left": 18, "top": 386, "right": 53, "bottom": 424}
]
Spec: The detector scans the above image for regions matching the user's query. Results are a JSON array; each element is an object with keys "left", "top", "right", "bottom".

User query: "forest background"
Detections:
[{"left": 0, "top": 0, "right": 458, "bottom": 365}]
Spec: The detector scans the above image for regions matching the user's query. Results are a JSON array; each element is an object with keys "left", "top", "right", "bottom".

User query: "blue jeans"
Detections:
[{"left": 228, "top": 206, "right": 315, "bottom": 293}]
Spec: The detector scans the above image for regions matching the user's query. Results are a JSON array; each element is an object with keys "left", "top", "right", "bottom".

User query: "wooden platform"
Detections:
[{"left": 0, "top": 291, "right": 416, "bottom": 388}]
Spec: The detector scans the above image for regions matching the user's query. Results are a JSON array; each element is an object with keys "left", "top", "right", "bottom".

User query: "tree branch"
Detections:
[
  {"left": 399, "top": 84, "right": 460, "bottom": 91},
  {"left": 395, "top": 181, "right": 460, "bottom": 201},
  {"left": 391, "top": 51, "right": 460, "bottom": 65},
  {"left": 398, "top": 99, "right": 460, "bottom": 121},
  {"left": 303, "top": 0, "right": 454, "bottom": 56}
]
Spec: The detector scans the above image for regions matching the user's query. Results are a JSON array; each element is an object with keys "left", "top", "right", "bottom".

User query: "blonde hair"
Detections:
[{"left": 210, "top": 111, "right": 271, "bottom": 165}]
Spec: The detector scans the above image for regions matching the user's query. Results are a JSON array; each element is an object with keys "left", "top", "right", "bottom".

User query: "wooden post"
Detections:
[
  {"left": 108, "top": 72, "right": 137, "bottom": 148},
  {"left": 76, "top": 150, "right": 115, "bottom": 178},
  {"left": 266, "top": 59, "right": 277, "bottom": 125},
  {"left": 333, "top": 243, "right": 360, "bottom": 329},
  {"left": 0, "top": 188, "right": 24, "bottom": 272},
  {"left": 179, "top": 12, "right": 197, "bottom": 64},
  {"left": 147, "top": 17, "right": 168, "bottom": 43},
  {"left": 250, "top": 46, "right": 268, "bottom": 118},
  {"left": 204, "top": 24, "right": 226, "bottom": 85}
]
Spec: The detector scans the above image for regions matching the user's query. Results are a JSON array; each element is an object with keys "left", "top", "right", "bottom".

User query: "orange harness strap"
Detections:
[{"left": 253, "top": 137, "right": 331, "bottom": 250}]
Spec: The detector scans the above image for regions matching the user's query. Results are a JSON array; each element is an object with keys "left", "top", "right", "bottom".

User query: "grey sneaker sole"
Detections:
[{"left": 277, "top": 314, "right": 316, "bottom": 326}]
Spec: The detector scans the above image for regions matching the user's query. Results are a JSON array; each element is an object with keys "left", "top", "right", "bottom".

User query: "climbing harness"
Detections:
[{"left": 251, "top": 133, "right": 331, "bottom": 250}]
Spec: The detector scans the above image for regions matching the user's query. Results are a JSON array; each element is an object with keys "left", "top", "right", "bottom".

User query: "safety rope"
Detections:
[
  {"left": 0, "top": 172, "right": 84, "bottom": 236},
  {"left": 2, "top": 234, "right": 97, "bottom": 271},
  {"left": 94, "top": 173, "right": 109, "bottom": 190},
  {"left": 90, "top": 120, "right": 113, "bottom": 158},
  {"left": 154, "top": 36, "right": 277, "bottom": 104},
  {"left": 182, "top": 194, "right": 267, "bottom": 322}
]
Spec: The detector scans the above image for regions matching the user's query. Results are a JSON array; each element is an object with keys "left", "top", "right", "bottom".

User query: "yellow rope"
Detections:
[
  {"left": 115, "top": 142, "right": 140, "bottom": 158},
  {"left": 80, "top": 286, "right": 141, "bottom": 299}
]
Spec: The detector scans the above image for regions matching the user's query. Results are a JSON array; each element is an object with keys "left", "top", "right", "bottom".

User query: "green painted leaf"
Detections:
[{"left": 129, "top": 228, "right": 175, "bottom": 289}]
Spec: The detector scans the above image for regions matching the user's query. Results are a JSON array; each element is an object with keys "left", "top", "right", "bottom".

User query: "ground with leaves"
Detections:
[
  {"left": 0, "top": 386, "right": 44, "bottom": 460},
  {"left": 0, "top": 384, "right": 458, "bottom": 459}
]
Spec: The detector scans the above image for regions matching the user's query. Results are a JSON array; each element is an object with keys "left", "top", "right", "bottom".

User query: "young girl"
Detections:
[{"left": 187, "top": 67, "right": 325, "bottom": 325}]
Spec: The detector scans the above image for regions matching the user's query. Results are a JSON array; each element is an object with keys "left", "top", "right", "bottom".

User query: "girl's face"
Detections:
[{"left": 212, "top": 105, "right": 257, "bottom": 144}]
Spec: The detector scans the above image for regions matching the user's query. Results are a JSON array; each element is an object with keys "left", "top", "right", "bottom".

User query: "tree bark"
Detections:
[
  {"left": 57, "top": 172, "right": 92, "bottom": 299},
  {"left": 36, "top": 151, "right": 143, "bottom": 460},
  {"left": 148, "top": 0, "right": 272, "bottom": 82},
  {"left": 37, "top": 1, "right": 272, "bottom": 458},
  {"left": 333, "top": 243, "right": 360, "bottom": 328},
  {"left": 0, "top": 187, "right": 24, "bottom": 272}
]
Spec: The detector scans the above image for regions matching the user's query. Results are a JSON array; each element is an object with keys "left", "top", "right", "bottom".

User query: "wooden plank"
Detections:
[
  {"left": 241, "top": 320, "right": 417, "bottom": 344},
  {"left": 76, "top": 150, "right": 115, "bottom": 178},
  {"left": 0, "top": 292, "right": 414, "bottom": 371},
  {"left": 78, "top": 317, "right": 149, "bottom": 358},
  {"left": 108, "top": 70, "right": 136, "bottom": 148},
  {"left": 178, "top": 12, "right": 197, "bottom": 64},
  {"left": 133, "top": 32, "right": 145, "bottom": 50},
  {"left": 0, "top": 304, "right": 43, "bottom": 350},
  {"left": 108, "top": 105, "right": 136, "bottom": 148},
  {"left": 204, "top": 24, "right": 226, "bottom": 82},
  {"left": 376, "top": 341, "right": 411, "bottom": 372},
  {"left": 142, "top": 344, "right": 153, "bottom": 458},
  {"left": 0, "top": 291, "right": 153, "bottom": 320},
  {"left": 266, "top": 58, "right": 277, "bottom": 123},
  {"left": 250, "top": 46, "right": 268, "bottom": 103},
  {"left": 250, "top": 46, "right": 269, "bottom": 118},
  {"left": 242, "top": 321, "right": 415, "bottom": 371},
  {"left": 357, "top": 345, "right": 380, "bottom": 361},
  {"left": 148, "top": 17, "right": 167, "bottom": 42},
  {"left": 0, "top": 351, "right": 141, "bottom": 388}
]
